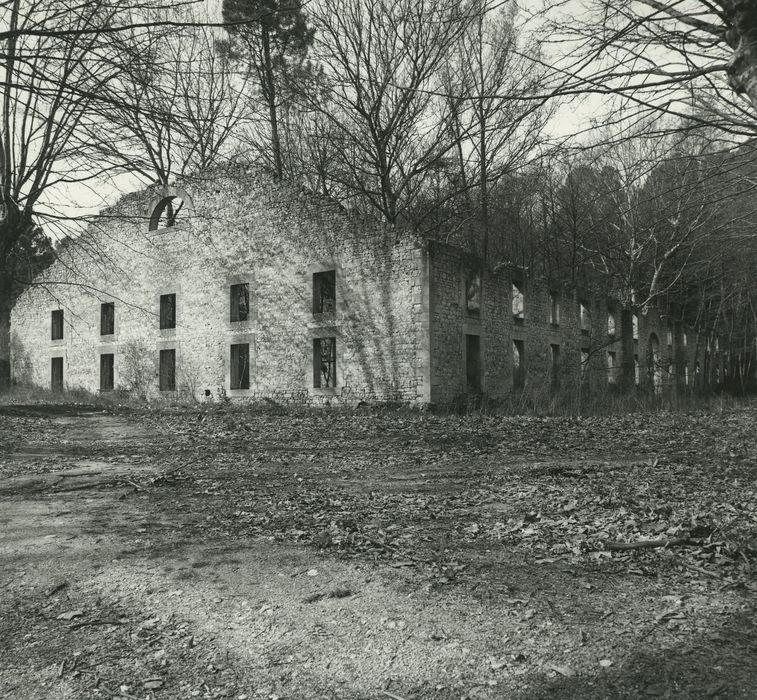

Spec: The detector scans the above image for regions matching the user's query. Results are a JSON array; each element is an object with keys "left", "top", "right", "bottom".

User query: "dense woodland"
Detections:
[{"left": 1, "top": 0, "right": 756, "bottom": 389}]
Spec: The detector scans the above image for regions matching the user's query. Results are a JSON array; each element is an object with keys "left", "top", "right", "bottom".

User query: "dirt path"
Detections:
[{"left": 1, "top": 406, "right": 756, "bottom": 699}]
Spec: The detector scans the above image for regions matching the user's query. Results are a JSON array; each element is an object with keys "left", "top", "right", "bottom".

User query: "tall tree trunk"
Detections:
[
  {"left": 261, "top": 26, "right": 283, "bottom": 179},
  {"left": 722, "top": 0, "right": 757, "bottom": 111}
]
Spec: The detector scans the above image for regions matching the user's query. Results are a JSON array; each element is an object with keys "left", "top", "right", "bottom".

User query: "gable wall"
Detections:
[{"left": 11, "top": 169, "right": 429, "bottom": 404}]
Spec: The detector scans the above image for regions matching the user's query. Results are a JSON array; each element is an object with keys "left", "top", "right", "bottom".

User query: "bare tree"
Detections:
[
  {"left": 220, "top": 0, "right": 314, "bottom": 179},
  {"left": 0, "top": 0, "right": 156, "bottom": 380},
  {"left": 544, "top": 0, "right": 757, "bottom": 137},
  {"left": 86, "top": 9, "right": 253, "bottom": 186},
  {"left": 439, "top": 0, "right": 552, "bottom": 260},
  {"left": 295, "top": 0, "right": 470, "bottom": 224}
]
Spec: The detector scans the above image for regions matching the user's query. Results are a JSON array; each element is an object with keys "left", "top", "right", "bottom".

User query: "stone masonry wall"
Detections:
[
  {"left": 11, "top": 168, "right": 429, "bottom": 405},
  {"left": 428, "top": 241, "right": 700, "bottom": 402}
]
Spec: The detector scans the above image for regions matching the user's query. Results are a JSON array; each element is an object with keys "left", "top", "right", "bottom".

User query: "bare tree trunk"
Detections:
[
  {"left": 261, "top": 26, "right": 283, "bottom": 179},
  {"left": 722, "top": 0, "right": 757, "bottom": 110}
]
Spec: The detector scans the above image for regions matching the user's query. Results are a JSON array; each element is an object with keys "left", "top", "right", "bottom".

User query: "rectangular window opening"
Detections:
[
  {"left": 634, "top": 354, "right": 640, "bottom": 385},
  {"left": 230, "top": 283, "right": 250, "bottom": 322},
  {"left": 607, "top": 351, "right": 616, "bottom": 384},
  {"left": 465, "top": 271, "right": 481, "bottom": 318},
  {"left": 549, "top": 293, "right": 560, "bottom": 325},
  {"left": 159, "top": 348, "right": 176, "bottom": 391},
  {"left": 607, "top": 312, "right": 616, "bottom": 337},
  {"left": 100, "top": 302, "right": 115, "bottom": 336},
  {"left": 580, "top": 302, "right": 591, "bottom": 334},
  {"left": 100, "top": 353, "right": 114, "bottom": 392},
  {"left": 550, "top": 344, "right": 560, "bottom": 389},
  {"left": 51, "top": 357, "right": 63, "bottom": 392},
  {"left": 51, "top": 309, "right": 64, "bottom": 340},
  {"left": 466, "top": 334, "right": 481, "bottom": 392},
  {"left": 313, "top": 337, "right": 337, "bottom": 388},
  {"left": 512, "top": 339, "right": 525, "bottom": 389},
  {"left": 230, "top": 343, "right": 250, "bottom": 390},
  {"left": 313, "top": 270, "right": 336, "bottom": 314},
  {"left": 581, "top": 348, "right": 589, "bottom": 375},
  {"left": 160, "top": 293, "right": 176, "bottom": 329},
  {"left": 512, "top": 282, "right": 524, "bottom": 323}
]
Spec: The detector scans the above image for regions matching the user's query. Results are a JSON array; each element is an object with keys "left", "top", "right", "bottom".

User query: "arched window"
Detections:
[{"left": 149, "top": 196, "right": 185, "bottom": 231}]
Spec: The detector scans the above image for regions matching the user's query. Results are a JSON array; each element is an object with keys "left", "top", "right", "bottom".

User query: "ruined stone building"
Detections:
[{"left": 10, "top": 167, "right": 713, "bottom": 405}]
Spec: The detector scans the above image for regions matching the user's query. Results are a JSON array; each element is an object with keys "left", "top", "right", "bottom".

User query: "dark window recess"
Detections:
[
  {"left": 51, "top": 357, "right": 64, "bottom": 392},
  {"left": 100, "top": 353, "right": 114, "bottom": 392},
  {"left": 160, "top": 293, "right": 176, "bottom": 329},
  {"left": 465, "top": 271, "right": 481, "bottom": 317},
  {"left": 230, "top": 343, "right": 250, "bottom": 390},
  {"left": 313, "top": 270, "right": 336, "bottom": 314},
  {"left": 313, "top": 337, "right": 337, "bottom": 388},
  {"left": 513, "top": 339, "right": 525, "bottom": 389},
  {"left": 230, "top": 283, "right": 249, "bottom": 322},
  {"left": 159, "top": 349, "right": 176, "bottom": 391},
  {"left": 100, "top": 302, "right": 115, "bottom": 335},
  {"left": 466, "top": 334, "right": 481, "bottom": 392},
  {"left": 51, "top": 309, "right": 64, "bottom": 340},
  {"left": 550, "top": 344, "right": 560, "bottom": 388}
]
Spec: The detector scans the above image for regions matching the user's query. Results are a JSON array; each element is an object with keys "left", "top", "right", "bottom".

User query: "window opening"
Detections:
[
  {"left": 466, "top": 334, "right": 481, "bottom": 392},
  {"left": 607, "top": 351, "right": 616, "bottom": 384},
  {"left": 149, "top": 196, "right": 184, "bottom": 230},
  {"left": 230, "top": 283, "right": 249, "bottom": 322},
  {"left": 465, "top": 270, "right": 481, "bottom": 318},
  {"left": 101, "top": 302, "right": 115, "bottom": 336},
  {"left": 580, "top": 302, "right": 591, "bottom": 334},
  {"left": 549, "top": 293, "right": 560, "bottom": 325},
  {"left": 51, "top": 357, "right": 63, "bottom": 392},
  {"left": 512, "top": 282, "right": 524, "bottom": 323},
  {"left": 512, "top": 339, "right": 525, "bottom": 389},
  {"left": 230, "top": 343, "right": 250, "bottom": 390},
  {"left": 667, "top": 329, "right": 673, "bottom": 347},
  {"left": 51, "top": 309, "right": 63, "bottom": 340},
  {"left": 550, "top": 344, "right": 560, "bottom": 389},
  {"left": 313, "top": 270, "right": 336, "bottom": 314},
  {"left": 685, "top": 362, "right": 690, "bottom": 385},
  {"left": 607, "top": 312, "right": 616, "bottom": 337},
  {"left": 581, "top": 348, "right": 589, "bottom": 375},
  {"left": 159, "top": 349, "right": 176, "bottom": 391},
  {"left": 632, "top": 314, "right": 639, "bottom": 340},
  {"left": 160, "top": 293, "right": 176, "bottom": 329},
  {"left": 100, "top": 353, "right": 114, "bottom": 392},
  {"left": 634, "top": 354, "right": 640, "bottom": 385},
  {"left": 313, "top": 337, "right": 336, "bottom": 388}
]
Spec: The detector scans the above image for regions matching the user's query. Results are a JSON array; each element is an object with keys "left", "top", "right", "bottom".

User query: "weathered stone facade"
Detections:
[{"left": 10, "top": 167, "right": 714, "bottom": 405}]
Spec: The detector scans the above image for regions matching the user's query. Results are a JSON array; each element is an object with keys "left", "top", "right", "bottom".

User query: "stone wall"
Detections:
[
  {"left": 427, "top": 241, "right": 702, "bottom": 403},
  {"left": 11, "top": 168, "right": 429, "bottom": 404},
  {"left": 11, "top": 166, "right": 713, "bottom": 406}
]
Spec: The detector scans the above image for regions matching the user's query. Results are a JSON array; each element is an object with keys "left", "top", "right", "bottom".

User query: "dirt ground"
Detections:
[{"left": 1, "top": 403, "right": 756, "bottom": 700}]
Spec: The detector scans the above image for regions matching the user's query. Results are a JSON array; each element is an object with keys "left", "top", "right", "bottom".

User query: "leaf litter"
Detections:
[{"left": 1, "top": 405, "right": 756, "bottom": 698}]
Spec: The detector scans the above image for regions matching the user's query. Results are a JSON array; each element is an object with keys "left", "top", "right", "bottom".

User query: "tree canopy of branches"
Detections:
[
  {"left": 220, "top": 0, "right": 314, "bottom": 178},
  {"left": 545, "top": 0, "right": 757, "bottom": 138}
]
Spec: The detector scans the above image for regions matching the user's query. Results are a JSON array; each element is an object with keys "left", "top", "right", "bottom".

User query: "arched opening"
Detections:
[
  {"left": 149, "top": 195, "right": 185, "bottom": 231},
  {"left": 648, "top": 333, "right": 662, "bottom": 393}
]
